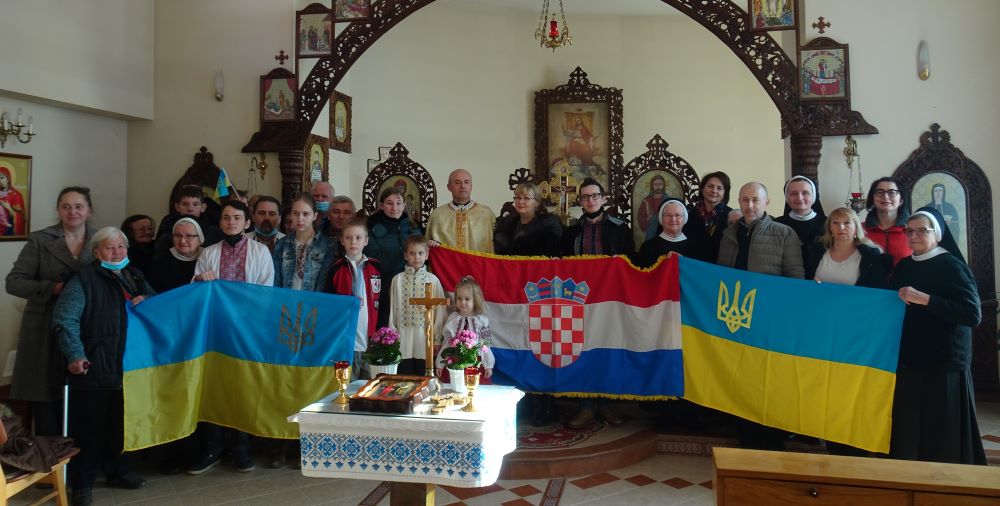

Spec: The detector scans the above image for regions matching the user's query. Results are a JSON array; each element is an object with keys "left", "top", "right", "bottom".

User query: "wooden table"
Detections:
[
  {"left": 289, "top": 383, "right": 523, "bottom": 505},
  {"left": 713, "top": 447, "right": 1000, "bottom": 505}
]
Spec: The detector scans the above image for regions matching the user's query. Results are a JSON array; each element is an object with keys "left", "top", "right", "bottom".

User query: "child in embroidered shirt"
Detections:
[
  {"left": 388, "top": 235, "right": 446, "bottom": 375},
  {"left": 323, "top": 218, "right": 385, "bottom": 379},
  {"left": 438, "top": 276, "right": 495, "bottom": 383}
]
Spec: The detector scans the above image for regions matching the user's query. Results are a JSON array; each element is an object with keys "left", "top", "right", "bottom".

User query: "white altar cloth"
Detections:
[{"left": 289, "top": 383, "right": 524, "bottom": 487}]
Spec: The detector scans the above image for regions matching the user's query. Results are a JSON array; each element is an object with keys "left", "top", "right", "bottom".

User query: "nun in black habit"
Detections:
[
  {"left": 775, "top": 175, "right": 826, "bottom": 279},
  {"left": 888, "top": 206, "right": 985, "bottom": 465}
]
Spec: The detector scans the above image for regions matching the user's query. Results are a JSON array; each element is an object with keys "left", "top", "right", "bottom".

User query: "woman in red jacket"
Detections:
[{"left": 862, "top": 177, "right": 911, "bottom": 266}]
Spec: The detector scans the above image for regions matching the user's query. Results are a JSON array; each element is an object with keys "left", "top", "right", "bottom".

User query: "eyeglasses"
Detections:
[
  {"left": 172, "top": 234, "right": 200, "bottom": 241},
  {"left": 513, "top": 196, "right": 536, "bottom": 202},
  {"left": 874, "top": 189, "right": 900, "bottom": 198},
  {"left": 903, "top": 228, "right": 934, "bottom": 237},
  {"left": 579, "top": 193, "right": 604, "bottom": 202}
]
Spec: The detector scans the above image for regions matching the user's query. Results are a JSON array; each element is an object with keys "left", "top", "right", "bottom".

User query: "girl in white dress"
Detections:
[{"left": 438, "top": 276, "right": 495, "bottom": 383}]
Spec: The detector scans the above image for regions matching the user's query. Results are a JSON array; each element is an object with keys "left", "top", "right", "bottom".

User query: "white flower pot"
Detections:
[
  {"left": 369, "top": 363, "right": 399, "bottom": 377},
  {"left": 448, "top": 367, "right": 468, "bottom": 394}
]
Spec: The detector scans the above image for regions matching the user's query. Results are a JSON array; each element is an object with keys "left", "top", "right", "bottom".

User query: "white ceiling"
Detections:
[{"left": 458, "top": 0, "right": 682, "bottom": 17}]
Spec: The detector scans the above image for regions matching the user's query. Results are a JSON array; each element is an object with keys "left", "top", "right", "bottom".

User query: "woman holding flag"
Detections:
[
  {"left": 52, "top": 227, "right": 155, "bottom": 506},
  {"left": 889, "top": 207, "right": 985, "bottom": 465}
]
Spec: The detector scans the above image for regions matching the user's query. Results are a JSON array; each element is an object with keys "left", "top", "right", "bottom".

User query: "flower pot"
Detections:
[
  {"left": 369, "top": 363, "right": 399, "bottom": 377},
  {"left": 447, "top": 366, "right": 468, "bottom": 394}
]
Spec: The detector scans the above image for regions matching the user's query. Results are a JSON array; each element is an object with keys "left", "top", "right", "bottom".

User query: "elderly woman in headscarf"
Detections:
[
  {"left": 889, "top": 207, "right": 985, "bottom": 465},
  {"left": 52, "top": 227, "right": 156, "bottom": 505},
  {"left": 775, "top": 175, "right": 826, "bottom": 279},
  {"left": 150, "top": 217, "right": 205, "bottom": 292},
  {"left": 635, "top": 199, "right": 694, "bottom": 268}
]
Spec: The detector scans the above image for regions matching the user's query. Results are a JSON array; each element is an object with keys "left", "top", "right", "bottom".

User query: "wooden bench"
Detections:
[{"left": 714, "top": 447, "right": 1000, "bottom": 505}]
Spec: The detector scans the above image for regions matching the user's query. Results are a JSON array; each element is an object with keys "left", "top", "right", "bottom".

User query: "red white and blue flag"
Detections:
[{"left": 431, "top": 247, "right": 682, "bottom": 398}]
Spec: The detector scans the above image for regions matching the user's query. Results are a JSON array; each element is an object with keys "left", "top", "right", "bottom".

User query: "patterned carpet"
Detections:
[{"left": 516, "top": 419, "right": 608, "bottom": 449}]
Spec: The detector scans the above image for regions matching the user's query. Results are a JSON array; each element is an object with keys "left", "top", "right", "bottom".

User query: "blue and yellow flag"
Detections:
[
  {"left": 678, "top": 256, "right": 904, "bottom": 453},
  {"left": 122, "top": 281, "right": 358, "bottom": 451},
  {"left": 213, "top": 167, "right": 232, "bottom": 200}
]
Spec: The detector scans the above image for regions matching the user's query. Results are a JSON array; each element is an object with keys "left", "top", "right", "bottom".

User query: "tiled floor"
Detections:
[{"left": 10, "top": 401, "right": 1000, "bottom": 506}]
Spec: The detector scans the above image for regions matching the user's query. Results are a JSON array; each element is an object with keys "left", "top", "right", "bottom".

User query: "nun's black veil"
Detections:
[{"left": 912, "top": 205, "right": 966, "bottom": 264}]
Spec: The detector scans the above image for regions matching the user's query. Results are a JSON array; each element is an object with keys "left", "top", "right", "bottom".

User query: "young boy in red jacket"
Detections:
[{"left": 324, "top": 218, "right": 386, "bottom": 379}]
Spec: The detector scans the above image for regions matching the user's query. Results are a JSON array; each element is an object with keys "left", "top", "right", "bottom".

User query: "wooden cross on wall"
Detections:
[
  {"left": 811, "top": 17, "right": 831, "bottom": 34},
  {"left": 275, "top": 50, "right": 289, "bottom": 65},
  {"left": 539, "top": 161, "right": 579, "bottom": 225},
  {"left": 408, "top": 283, "right": 448, "bottom": 376}
]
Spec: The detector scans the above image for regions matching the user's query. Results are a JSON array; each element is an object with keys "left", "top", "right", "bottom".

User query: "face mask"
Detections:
[
  {"left": 100, "top": 257, "right": 130, "bottom": 271},
  {"left": 255, "top": 227, "right": 278, "bottom": 238},
  {"left": 316, "top": 201, "right": 330, "bottom": 213},
  {"left": 224, "top": 233, "right": 244, "bottom": 246}
]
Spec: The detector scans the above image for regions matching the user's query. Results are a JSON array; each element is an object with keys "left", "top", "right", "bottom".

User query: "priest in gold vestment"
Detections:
[{"left": 426, "top": 169, "right": 496, "bottom": 253}]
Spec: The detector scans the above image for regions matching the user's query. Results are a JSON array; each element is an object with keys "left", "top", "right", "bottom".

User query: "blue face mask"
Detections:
[
  {"left": 316, "top": 201, "right": 330, "bottom": 213},
  {"left": 255, "top": 227, "right": 278, "bottom": 238},
  {"left": 100, "top": 257, "right": 130, "bottom": 271}
]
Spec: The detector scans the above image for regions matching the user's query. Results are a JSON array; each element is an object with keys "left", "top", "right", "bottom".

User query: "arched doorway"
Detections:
[{"left": 243, "top": 0, "right": 877, "bottom": 201}]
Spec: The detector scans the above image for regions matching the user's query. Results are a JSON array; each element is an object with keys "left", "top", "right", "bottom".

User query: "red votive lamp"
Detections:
[
  {"left": 549, "top": 19, "right": 559, "bottom": 39},
  {"left": 335, "top": 361, "right": 350, "bottom": 370},
  {"left": 464, "top": 366, "right": 479, "bottom": 378},
  {"left": 851, "top": 192, "right": 862, "bottom": 198}
]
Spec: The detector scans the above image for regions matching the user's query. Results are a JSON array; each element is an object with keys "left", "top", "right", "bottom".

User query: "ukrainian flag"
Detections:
[
  {"left": 122, "top": 281, "right": 358, "bottom": 451},
  {"left": 213, "top": 167, "right": 232, "bottom": 200},
  {"left": 678, "top": 256, "right": 904, "bottom": 453}
]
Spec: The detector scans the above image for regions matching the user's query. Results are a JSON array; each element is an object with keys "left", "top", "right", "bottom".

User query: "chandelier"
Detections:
[
  {"left": 0, "top": 108, "right": 36, "bottom": 149},
  {"left": 534, "top": 0, "right": 572, "bottom": 52}
]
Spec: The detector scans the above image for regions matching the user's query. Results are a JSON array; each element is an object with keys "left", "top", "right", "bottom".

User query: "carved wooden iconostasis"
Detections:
[
  {"left": 242, "top": 0, "right": 879, "bottom": 207},
  {"left": 893, "top": 124, "right": 998, "bottom": 393},
  {"left": 361, "top": 142, "right": 437, "bottom": 227}
]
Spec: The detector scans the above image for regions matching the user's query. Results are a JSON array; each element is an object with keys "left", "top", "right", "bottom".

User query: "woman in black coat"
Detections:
[
  {"left": 682, "top": 171, "right": 736, "bottom": 262},
  {"left": 889, "top": 208, "right": 985, "bottom": 465},
  {"left": 808, "top": 207, "right": 890, "bottom": 289},
  {"left": 493, "top": 182, "right": 562, "bottom": 257}
]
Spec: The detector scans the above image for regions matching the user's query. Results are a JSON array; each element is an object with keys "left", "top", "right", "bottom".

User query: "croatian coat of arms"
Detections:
[{"left": 525, "top": 277, "right": 590, "bottom": 368}]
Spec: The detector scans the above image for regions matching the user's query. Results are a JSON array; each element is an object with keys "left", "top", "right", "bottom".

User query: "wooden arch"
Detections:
[{"left": 244, "top": 0, "right": 878, "bottom": 200}]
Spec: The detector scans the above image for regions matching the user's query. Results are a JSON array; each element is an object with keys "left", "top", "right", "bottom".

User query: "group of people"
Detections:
[{"left": 2, "top": 167, "right": 986, "bottom": 505}]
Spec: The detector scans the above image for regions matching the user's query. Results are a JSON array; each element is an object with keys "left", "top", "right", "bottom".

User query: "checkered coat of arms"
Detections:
[{"left": 524, "top": 277, "right": 590, "bottom": 368}]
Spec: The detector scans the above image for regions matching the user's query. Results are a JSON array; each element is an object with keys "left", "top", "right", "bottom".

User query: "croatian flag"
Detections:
[{"left": 431, "top": 247, "right": 682, "bottom": 399}]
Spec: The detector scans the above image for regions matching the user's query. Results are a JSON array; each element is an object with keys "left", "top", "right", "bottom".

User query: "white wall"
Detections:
[
  {"left": 804, "top": 0, "right": 1000, "bottom": 291},
  {"left": 0, "top": 0, "right": 154, "bottom": 119},
  {"left": 0, "top": 97, "right": 129, "bottom": 383},
  {"left": 126, "top": 0, "right": 293, "bottom": 218},
  {"left": 343, "top": 2, "right": 786, "bottom": 212}
]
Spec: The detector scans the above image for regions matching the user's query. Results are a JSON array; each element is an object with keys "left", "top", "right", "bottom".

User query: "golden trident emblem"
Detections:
[
  {"left": 717, "top": 280, "right": 756, "bottom": 333},
  {"left": 279, "top": 302, "right": 318, "bottom": 353}
]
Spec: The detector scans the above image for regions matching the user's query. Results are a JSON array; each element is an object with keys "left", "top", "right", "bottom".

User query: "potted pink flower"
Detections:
[
  {"left": 364, "top": 327, "right": 402, "bottom": 376},
  {"left": 440, "top": 330, "right": 488, "bottom": 393}
]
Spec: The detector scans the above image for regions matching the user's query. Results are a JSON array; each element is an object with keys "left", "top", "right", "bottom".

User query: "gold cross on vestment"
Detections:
[
  {"left": 540, "top": 161, "right": 578, "bottom": 225},
  {"left": 408, "top": 282, "right": 448, "bottom": 376}
]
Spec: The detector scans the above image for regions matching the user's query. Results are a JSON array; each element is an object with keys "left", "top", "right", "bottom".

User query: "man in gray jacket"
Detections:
[
  {"left": 717, "top": 182, "right": 804, "bottom": 279},
  {"left": 717, "top": 181, "right": 804, "bottom": 451}
]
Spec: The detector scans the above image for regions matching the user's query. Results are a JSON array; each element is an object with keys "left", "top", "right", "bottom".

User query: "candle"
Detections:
[
  {"left": 27, "top": 117, "right": 33, "bottom": 135},
  {"left": 16, "top": 108, "right": 22, "bottom": 126},
  {"left": 335, "top": 361, "right": 350, "bottom": 369}
]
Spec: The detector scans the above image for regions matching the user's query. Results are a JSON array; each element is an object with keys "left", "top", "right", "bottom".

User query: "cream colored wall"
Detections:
[
  {"left": 804, "top": 0, "right": 1000, "bottom": 303},
  {"left": 0, "top": 0, "right": 154, "bottom": 119},
  {"left": 0, "top": 97, "right": 129, "bottom": 383},
  {"left": 344, "top": 3, "right": 786, "bottom": 213},
  {"left": 125, "top": 0, "right": 292, "bottom": 219}
]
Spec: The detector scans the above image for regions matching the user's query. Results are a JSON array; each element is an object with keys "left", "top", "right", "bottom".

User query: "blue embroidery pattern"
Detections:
[{"left": 300, "top": 433, "right": 487, "bottom": 478}]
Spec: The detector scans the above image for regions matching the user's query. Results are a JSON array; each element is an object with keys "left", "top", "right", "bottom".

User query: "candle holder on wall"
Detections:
[{"left": 843, "top": 136, "right": 865, "bottom": 214}]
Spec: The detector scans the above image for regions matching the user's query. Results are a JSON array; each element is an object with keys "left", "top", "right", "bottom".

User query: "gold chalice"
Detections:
[
  {"left": 334, "top": 361, "right": 351, "bottom": 405},
  {"left": 463, "top": 367, "right": 480, "bottom": 412}
]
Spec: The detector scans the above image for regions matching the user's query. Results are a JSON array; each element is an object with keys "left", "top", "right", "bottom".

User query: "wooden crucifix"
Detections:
[
  {"left": 539, "top": 160, "right": 579, "bottom": 225},
  {"left": 408, "top": 282, "right": 448, "bottom": 376}
]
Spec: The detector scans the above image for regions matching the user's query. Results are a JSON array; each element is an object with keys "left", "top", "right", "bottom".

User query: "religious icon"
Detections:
[
  {"left": 0, "top": 152, "right": 31, "bottom": 241},
  {"left": 303, "top": 134, "right": 329, "bottom": 191},
  {"left": 333, "top": 0, "right": 372, "bottom": 22},
  {"left": 799, "top": 38, "right": 851, "bottom": 102},
  {"left": 547, "top": 103, "right": 611, "bottom": 195},
  {"left": 296, "top": 3, "right": 334, "bottom": 59},
  {"left": 329, "top": 91, "right": 352, "bottom": 153},
  {"left": 747, "top": 0, "right": 797, "bottom": 31},
  {"left": 260, "top": 69, "right": 298, "bottom": 125},
  {"left": 630, "top": 170, "right": 684, "bottom": 248},
  {"left": 911, "top": 172, "right": 968, "bottom": 260}
]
